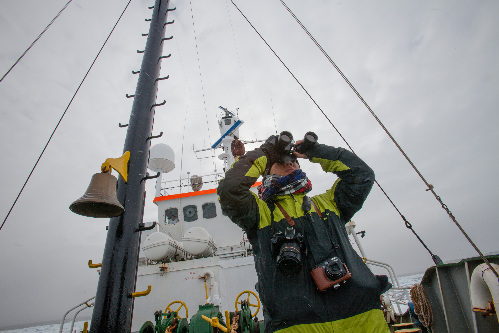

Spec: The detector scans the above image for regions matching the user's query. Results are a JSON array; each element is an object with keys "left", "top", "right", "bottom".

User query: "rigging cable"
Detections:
[
  {"left": 0, "top": 0, "right": 74, "bottom": 84},
  {"left": 229, "top": 2, "right": 437, "bottom": 259},
  {"left": 277, "top": 0, "right": 498, "bottom": 278},
  {"left": 188, "top": 0, "right": 217, "bottom": 173},
  {"left": 1, "top": 0, "right": 134, "bottom": 231},
  {"left": 171, "top": 22, "right": 193, "bottom": 195},
  {"left": 230, "top": 0, "right": 494, "bottom": 275},
  {"left": 223, "top": 0, "right": 257, "bottom": 140}
]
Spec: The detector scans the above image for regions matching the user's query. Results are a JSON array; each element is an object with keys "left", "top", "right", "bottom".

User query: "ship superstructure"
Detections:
[
  {"left": 131, "top": 108, "right": 261, "bottom": 332},
  {"left": 2, "top": 0, "right": 496, "bottom": 332}
]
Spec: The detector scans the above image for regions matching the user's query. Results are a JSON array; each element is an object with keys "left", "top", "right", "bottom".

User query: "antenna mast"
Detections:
[{"left": 212, "top": 106, "right": 244, "bottom": 170}]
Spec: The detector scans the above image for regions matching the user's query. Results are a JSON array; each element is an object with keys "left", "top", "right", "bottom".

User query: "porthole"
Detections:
[
  {"left": 183, "top": 205, "right": 198, "bottom": 222},
  {"left": 202, "top": 202, "right": 217, "bottom": 219},
  {"left": 165, "top": 208, "right": 179, "bottom": 225}
]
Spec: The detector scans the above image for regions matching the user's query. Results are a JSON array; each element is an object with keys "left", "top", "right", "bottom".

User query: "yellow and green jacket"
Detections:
[{"left": 217, "top": 144, "right": 389, "bottom": 332}]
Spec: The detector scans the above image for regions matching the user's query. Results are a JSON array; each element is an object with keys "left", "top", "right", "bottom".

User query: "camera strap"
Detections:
[
  {"left": 275, "top": 202, "right": 295, "bottom": 227},
  {"left": 274, "top": 199, "right": 323, "bottom": 227},
  {"left": 309, "top": 199, "right": 344, "bottom": 262},
  {"left": 310, "top": 200, "right": 323, "bottom": 219}
]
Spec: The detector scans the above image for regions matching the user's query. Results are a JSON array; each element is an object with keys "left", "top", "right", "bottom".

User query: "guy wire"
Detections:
[
  {"left": 1, "top": 0, "right": 134, "bottom": 231},
  {"left": 171, "top": 22, "right": 191, "bottom": 195},
  {"left": 278, "top": 0, "right": 498, "bottom": 277},
  {"left": 188, "top": 0, "right": 216, "bottom": 173},
  {"left": 0, "top": 0, "right": 74, "bottom": 83},
  {"left": 231, "top": 0, "right": 495, "bottom": 276},
  {"left": 223, "top": 0, "right": 257, "bottom": 140}
]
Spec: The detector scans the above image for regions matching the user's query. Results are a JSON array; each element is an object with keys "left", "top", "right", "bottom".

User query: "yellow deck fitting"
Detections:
[
  {"left": 201, "top": 315, "right": 228, "bottom": 333},
  {"left": 88, "top": 260, "right": 102, "bottom": 268},
  {"left": 131, "top": 285, "right": 151, "bottom": 298}
]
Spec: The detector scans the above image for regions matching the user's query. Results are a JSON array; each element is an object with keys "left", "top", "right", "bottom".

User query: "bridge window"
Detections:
[
  {"left": 202, "top": 202, "right": 217, "bottom": 219},
  {"left": 183, "top": 205, "right": 198, "bottom": 222},
  {"left": 165, "top": 208, "right": 179, "bottom": 225}
]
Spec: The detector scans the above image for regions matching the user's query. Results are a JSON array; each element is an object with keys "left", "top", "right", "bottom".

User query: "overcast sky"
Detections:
[{"left": 1, "top": 0, "right": 498, "bottom": 329}]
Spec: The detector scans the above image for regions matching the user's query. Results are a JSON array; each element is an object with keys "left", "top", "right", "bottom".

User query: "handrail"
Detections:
[
  {"left": 364, "top": 259, "right": 404, "bottom": 315},
  {"left": 347, "top": 221, "right": 412, "bottom": 316},
  {"left": 69, "top": 301, "right": 94, "bottom": 333},
  {"left": 59, "top": 296, "right": 95, "bottom": 333}
]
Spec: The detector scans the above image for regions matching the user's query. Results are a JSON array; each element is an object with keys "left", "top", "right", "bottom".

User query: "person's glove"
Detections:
[
  {"left": 231, "top": 139, "right": 245, "bottom": 157},
  {"left": 260, "top": 135, "right": 281, "bottom": 170}
]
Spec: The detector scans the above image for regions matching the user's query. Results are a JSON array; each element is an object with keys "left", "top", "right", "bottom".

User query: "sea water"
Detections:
[
  {"left": 387, "top": 272, "right": 424, "bottom": 315},
  {"left": 0, "top": 273, "right": 424, "bottom": 332},
  {"left": 0, "top": 321, "right": 88, "bottom": 333}
]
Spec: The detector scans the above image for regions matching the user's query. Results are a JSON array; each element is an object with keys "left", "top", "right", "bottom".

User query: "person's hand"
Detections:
[{"left": 293, "top": 140, "right": 307, "bottom": 159}]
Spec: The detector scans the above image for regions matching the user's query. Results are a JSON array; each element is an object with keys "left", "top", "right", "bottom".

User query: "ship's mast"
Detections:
[
  {"left": 90, "top": 1, "right": 172, "bottom": 332},
  {"left": 213, "top": 106, "right": 243, "bottom": 171}
]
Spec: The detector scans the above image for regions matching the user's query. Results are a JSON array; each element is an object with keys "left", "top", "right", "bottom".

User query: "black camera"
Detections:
[
  {"left": 271, "top": 227, "right": 306, "bottom": 277},
  {"left": 311, "top": 257, "right": 351, "bottom": 291}
]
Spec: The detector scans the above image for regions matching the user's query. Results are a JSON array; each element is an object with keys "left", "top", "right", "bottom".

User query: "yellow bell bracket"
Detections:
[
  {"left": 201, "top": 316, "right": 228, "bottom": 333},
  {"left": 88, "top": 260, "right": 102, "bottom": 268},
  {"left": 130, "top": 285, "right": 151, "bottom": 298},
  {"left": 101, "top": 151, "right": 130, "bottom": 182}
]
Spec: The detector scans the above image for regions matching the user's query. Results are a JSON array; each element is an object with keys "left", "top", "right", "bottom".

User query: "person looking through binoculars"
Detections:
[{"left": 217, "top": 131, "right": 390, "bottom": 332}]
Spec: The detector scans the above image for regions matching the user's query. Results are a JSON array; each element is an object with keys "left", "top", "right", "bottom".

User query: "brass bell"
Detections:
[{"left": 70, "top": 172, "right": 125, "bottom": 218}]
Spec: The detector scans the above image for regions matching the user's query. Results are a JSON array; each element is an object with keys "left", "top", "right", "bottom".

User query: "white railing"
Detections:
[{"left": 59, "top": 297, "right": 94, "bottom": 333}]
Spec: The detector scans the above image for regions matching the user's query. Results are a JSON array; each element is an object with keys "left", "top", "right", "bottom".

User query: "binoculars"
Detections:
[{"left": 269, "top": 131, "right": 318, "bottom": 163}]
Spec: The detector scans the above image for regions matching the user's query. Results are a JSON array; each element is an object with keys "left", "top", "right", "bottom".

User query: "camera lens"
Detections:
[
  {"left": 324, "top": 261, "right": 343, "bottom": 281},
  {"left": 276, "top": 242, "right": 302, "bottom": 277}
]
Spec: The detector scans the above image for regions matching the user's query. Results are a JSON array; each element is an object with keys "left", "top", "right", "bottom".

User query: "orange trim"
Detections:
[{"left": 153, "top": 182, "right": 262, "bottom": 203}]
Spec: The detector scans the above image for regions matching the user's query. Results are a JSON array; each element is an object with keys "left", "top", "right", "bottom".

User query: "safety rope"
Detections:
[
  {"left": 0, "top": 0, "right": 133, "bottom": 231},
  {"left": 410, "top": 284, "right": 433, "bottom": 329},
  {"left": 229, "top": 0, "right": 441, "bottom": 265},
  {"left": 277, "top": 0, "right": 499, "bottom": 279},
  {"left": 0, "top": 0, "right": 74, "bottom": 83}
]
